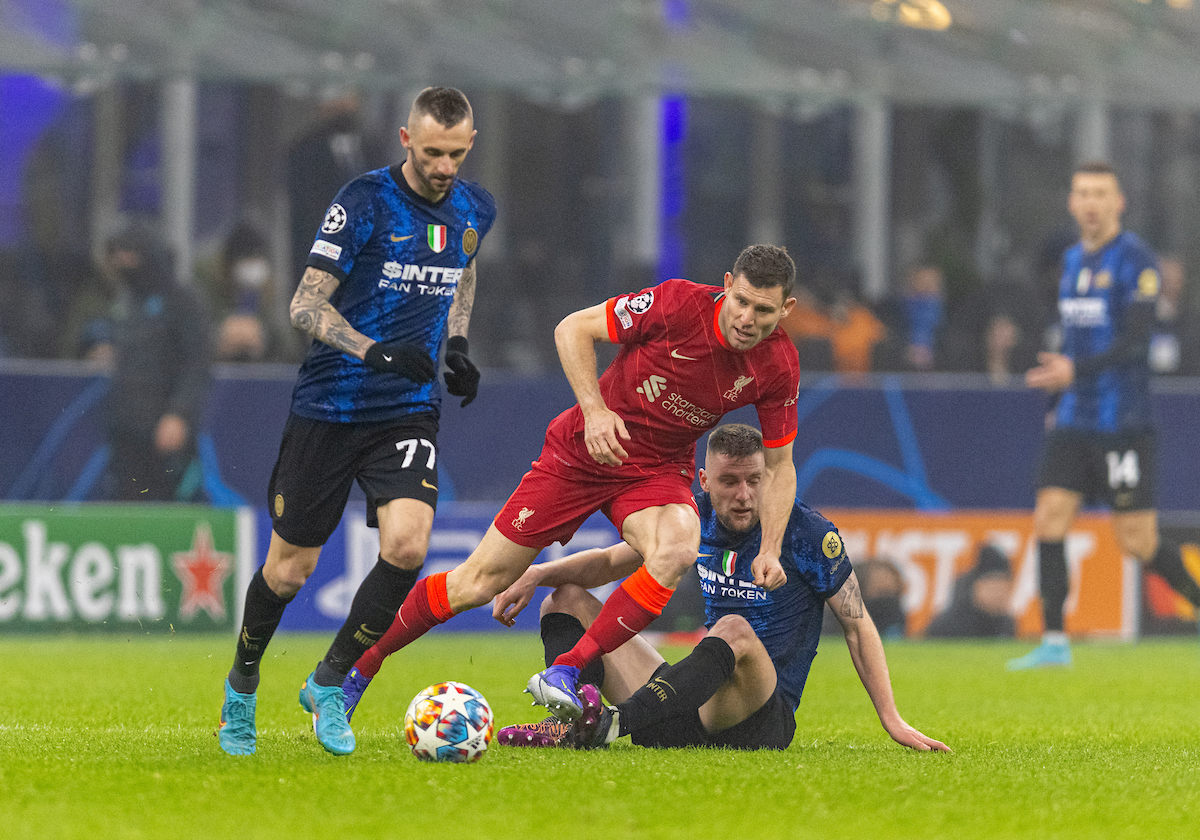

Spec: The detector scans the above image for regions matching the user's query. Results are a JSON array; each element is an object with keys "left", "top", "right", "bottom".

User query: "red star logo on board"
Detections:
[{"left": 172, "top": 522, "right": 233, "bottom": 621}]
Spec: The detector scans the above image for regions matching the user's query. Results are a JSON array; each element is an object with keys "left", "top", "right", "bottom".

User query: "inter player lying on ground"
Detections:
[
  {"left": 1008, "top": 161, "right": 1200, "bottom": 671},
  {"left": 340, "top": 246, "right": 803, "bottom": 721},
  {"left": 492, "top": 424, "right": 948, "bottom": 752},
  {"left": 217, "top": 87, "right": 494, "bottom": 756}
]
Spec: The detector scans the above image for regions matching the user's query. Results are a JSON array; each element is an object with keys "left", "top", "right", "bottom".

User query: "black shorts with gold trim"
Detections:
[{"left": 268, "top": 412, "right": 440, "bottom": 547}]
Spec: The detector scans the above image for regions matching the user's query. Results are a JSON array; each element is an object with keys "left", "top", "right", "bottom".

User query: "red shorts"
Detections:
[{"left": 494, "top": 460, "right": 699, "bottom": 548}]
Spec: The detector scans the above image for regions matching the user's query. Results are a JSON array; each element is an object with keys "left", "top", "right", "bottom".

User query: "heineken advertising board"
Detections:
[{"left": 0, "top": 505, "right": 254, "bottom": 633}]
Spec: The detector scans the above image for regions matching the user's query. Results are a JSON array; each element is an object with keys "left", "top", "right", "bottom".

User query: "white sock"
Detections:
[
  {"left": 1043, "top": 631, "right": 1069, "bottom": 646},
  {"left": 604, "top": 707, "right": 621, "bottom": 745}
]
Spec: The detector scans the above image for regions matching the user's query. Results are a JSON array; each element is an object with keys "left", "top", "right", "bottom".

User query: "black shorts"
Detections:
[
  {"left": 268, "top": 412, "right": 440, "bottom": 547},
  {"left": 1036, "top": 427, "right": 1157, "bottom": 511},
  {"left": 630, "top": 667, "right": 796, "bottom": 751}
]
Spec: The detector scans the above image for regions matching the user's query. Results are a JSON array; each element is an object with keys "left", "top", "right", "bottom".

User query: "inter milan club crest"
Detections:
[
  {"left": 428, "top": 224, "right": 447, "bottom": 253},
  {"left": 172, "top": 522, "right": 233, "bottom": 621},
  {"left": 462, "top": 227, "right": 478, "bottom": 256}
]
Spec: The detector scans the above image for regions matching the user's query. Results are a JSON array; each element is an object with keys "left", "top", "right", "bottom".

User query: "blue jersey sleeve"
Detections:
[
  {"left": 1115, "top": 236, "right": 1160, "bottom": 307},
  {"left": 785, "top": 502, "right": 853, "bottom": 599},
  {"left": 305, "top": 175, "right": 380, "bottom": 281}
]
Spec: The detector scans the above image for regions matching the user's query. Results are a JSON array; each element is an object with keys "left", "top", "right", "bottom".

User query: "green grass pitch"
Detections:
[{"left": 2, "top": 633, "right": 1198, "bottom": 840}]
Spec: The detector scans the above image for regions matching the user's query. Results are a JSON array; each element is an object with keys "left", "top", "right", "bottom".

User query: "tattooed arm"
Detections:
[
  {"left": 829, "top": 571, "right": 950, "bottom": 752},
  {"left": 446, "top": 259, "right": 476, "bottom": 340},
  {"left": 289, "top": 266, "right": 374, "bottom": 359}
]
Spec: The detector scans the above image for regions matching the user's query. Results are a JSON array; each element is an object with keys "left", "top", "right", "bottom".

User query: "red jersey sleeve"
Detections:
[
  {"left": 754, "top": 335, "right": 801, "bottom": 448},
  {"left": 606, "top": 283, "right": 676, "bottom": 346}
]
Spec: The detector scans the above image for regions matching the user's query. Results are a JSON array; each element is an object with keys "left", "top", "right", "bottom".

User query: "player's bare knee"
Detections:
[
  {"left": 1115, "top": 527, "right": 1157, "bottom": 563},
  {"left": 645, "top": 546, "right": 699, "bottom": 589},
  {"left": 378, "top": 534, "right": 430, "bottom": 571},
  {"left": 707, "top": 614, "right": 757, "bottom": 659},
  {"left": 263, "top": 562, "right": 307, "bottom": 598},
  {"left": 1033, "top": 490, "right": 1079, "bottom": 540},
  {"left": 541, "top": 584, "right": 600, "bottom": 625},
  {"left": 1033, "top": 507, "right": 1067, "bottom": 540}
]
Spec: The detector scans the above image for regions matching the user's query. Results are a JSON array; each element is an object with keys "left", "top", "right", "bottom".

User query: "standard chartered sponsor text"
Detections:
[{"left": 661, "top": 392, "right": 718, "bottom": 427}]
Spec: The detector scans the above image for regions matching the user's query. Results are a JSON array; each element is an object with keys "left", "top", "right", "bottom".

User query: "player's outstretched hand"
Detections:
[
  {"left": 582, "top": 407, "right": 631, "bottom": 466},
  {"left": 364, "top": 341, "right": 436, "bottom": 384},
  {"left": 885, "top": 717, "right": 951, "bottom": 753},
  {"left": 493, "top": 569, "right": 540, "bottom": 627},
  {"left": 1025, "top": 351, "right": 1074, "bottom": 392},
  {"left": 443, "top": 336, "right": 480, "bottom": 407},
  {"left": 751, "top": 553, "right": 787, "bottom": 591}
]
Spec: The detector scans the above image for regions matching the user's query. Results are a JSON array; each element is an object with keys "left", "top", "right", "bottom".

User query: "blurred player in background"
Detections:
[
  {"left": 217, "top": 87, "right": 494, "bottom": 755},
  {"left": 342, "top": 245, "right": 803, "bottom": 721},
  {"left": 1009, "top": 161, "right": 1200, "bottom": 670},
  {"left": 491, "top": 424, "right": 949, "bottom": 753}
]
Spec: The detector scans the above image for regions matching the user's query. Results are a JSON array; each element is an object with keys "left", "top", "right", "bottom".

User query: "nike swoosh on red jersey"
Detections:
[{"left": 670, "top": 349, "right": 699, "bottom": 361}]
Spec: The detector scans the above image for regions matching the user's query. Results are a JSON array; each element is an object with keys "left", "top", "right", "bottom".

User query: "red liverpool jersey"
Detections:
[{"left": 541, "top": 279, "right": 801, "bottom": 479}]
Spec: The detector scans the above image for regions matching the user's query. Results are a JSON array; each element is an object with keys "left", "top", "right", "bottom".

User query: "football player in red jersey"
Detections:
[{"left": 341, "top": 245, "right": 801, "bottom": 723}]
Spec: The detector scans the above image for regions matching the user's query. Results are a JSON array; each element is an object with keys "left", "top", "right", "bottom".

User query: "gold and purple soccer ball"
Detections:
[{"left": 404, "top": 681, "right": 495, "bottom": 762}]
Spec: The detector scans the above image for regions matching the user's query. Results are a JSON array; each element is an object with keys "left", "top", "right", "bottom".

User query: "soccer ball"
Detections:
[{"left": 404, "top": 681, "right": 495, "bottom": 763}]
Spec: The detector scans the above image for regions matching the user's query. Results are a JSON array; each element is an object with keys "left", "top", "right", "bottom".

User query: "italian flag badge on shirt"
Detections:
[
  {"left": 428, "top": 224, "right": 447, "bottom": 253},
  {"left": 721, "top": 550, "right": 737, "bottom": 576}
]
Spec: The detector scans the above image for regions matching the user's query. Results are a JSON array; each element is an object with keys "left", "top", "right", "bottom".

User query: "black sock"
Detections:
[
  {"left": 615, "top": 636, "right": 736, "bottom": 738},
  {"left": 314, "top": 558, "right": 422, "bottom": 687},
  {"left": 1148, "top": 539, "right": 1200, "bottom": 608},
  {"left": 1039, "top": 541, "right": 1068, "bottom": 633},
  {"left": 540, "top": 612, "right": 605, "bottom": 689},
  {"left": 228, "top": 567, "right": 294, "bottom": 694}
]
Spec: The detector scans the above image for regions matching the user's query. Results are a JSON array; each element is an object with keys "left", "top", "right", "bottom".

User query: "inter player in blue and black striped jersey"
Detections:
[
  {"left": 491, "top": 424, "right": 948, "bottom": 752},
  {"left": 1009, "top": 162, "right": 1200, "bottom": 671},
  {"left": 218, "top": 87, "right": 496, "bottom": 755}
]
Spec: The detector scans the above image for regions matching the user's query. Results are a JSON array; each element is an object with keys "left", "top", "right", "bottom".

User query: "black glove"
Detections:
[
  {"left": 443, "top": 335, "right": 480, "bottom": 407},
  {"left": 363, "top": 341, "right": 436, "bottom": 384}
]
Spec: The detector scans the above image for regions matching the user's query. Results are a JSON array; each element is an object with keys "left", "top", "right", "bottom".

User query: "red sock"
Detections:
[
  {"left": 553, "top": 566, "right": 673, "bottom": 672},
  {"left": 355, "top": 572, "right": 454, "bottom": 678}
]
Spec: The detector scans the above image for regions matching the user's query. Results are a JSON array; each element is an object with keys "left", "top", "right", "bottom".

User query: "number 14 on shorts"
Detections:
[{"left": 1106, "top": 449, "right": 1139, "bottom": 489}]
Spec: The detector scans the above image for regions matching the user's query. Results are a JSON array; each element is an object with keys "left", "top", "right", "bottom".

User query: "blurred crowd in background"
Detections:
[{"left": 5, "top": 79, "right": 1200, "bottom": 379}]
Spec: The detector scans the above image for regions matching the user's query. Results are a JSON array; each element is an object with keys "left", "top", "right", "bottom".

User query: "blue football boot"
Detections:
[
  {"left": 341, "top": 667, "right": 373, "bottom": 723},
  {"left": 299, "top": 671, "right": 355, "bottom": 755},
  {"left": 525, "top": 664, "right": 583, "bottom": 721},
  {"left": 1006, "top": 639, "right": 1072, "bottom": 671},
  {"left": 218, "top": 678, "right": 257, "bottom": 755}
]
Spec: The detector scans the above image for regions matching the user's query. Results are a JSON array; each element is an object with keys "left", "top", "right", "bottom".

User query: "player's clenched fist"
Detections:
[
  {"left": 751, "top": 553, "right": 787, "bottom": 591},
  {"left": 443, "top": 336, "right": 481, "bottom": 407}
]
